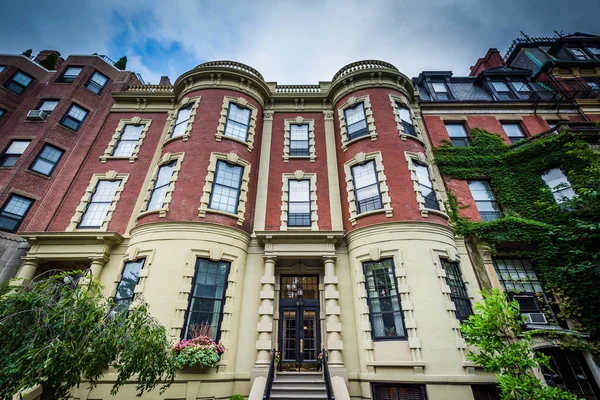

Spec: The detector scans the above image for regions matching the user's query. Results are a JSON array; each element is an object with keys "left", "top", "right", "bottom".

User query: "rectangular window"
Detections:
[
  {"left": 541, "top": 168, "right": 575, "bottom": 204},
  {"left": 5, "top": 71, "right": 33, "bottom": 95},
  {"left": 588, "top": 47, "right": 600, "bottom": 59},
  {"left": 491, "top": 81, "right": 515, "bottom": 100},
  {"left": 60, "top": 104, "right": 88, "bottom": 132},
  {"left": 37, "top": 99, "right": 59, "bottom": 114},
  {"left": 444, "top": 123, "right": 471, "bottom": 147},
  {"left": 502, "top": 122, "right": 526, "bottom": 143},
  {"left": 147, "top": 161, "right": 176, "bottom": 211},
  {"left": 183, "top": 258, "right": 230, "bottom": 340},
  {"left": 58, "top": 66, "right": 83, "bottom": 83},
  {"left": 570, "top": 48, "right": 590, "bottom": 60},
  {"left": 209, "top": 160, "right": 243, "bottom": 214},
  {"left": 352, "top": 160, "right": 382, "bottom": 214},
  {"left": 30, "top": 144, "right": 64, "bottom": 176},
  {"left": 468, "top": 180, "right": 502, "bottom": 221},
  {"left": 372, "top": 384, "right": 426, "bottom": 400},
  {"left": 79, "top": 180, "right": 121, "bottom": 228},
  {"left": 288, "top": 179, "right": 311, "bottom": 227},
  {"left": 586, "top": 79, "right": 600, "bottom": 93},
  {"left": 413, "top": 161, "right": 439, "bottom": 210},
  {"left": 472, "top": 385, "right": 501, "bottom": 400},
  {"left": 0, "top": 194, "right": 33, "bottom": 232},
  {"left": 171, "top": 104, "right": 193, "bottom": 138},
  {"left": 432, "top": 81, "right": 451, "bottom": 100},
  {"left": 344, "top": 102, "right": 369, "bottom": 141},
  {"left": 86, "top": 71, "right": 109, "bottom": 94},
  {"left": 114, "top": 259, "right": 145, "bottom": 310},
  {"left": 1, "top": 140, "right": 31, "bottom": 167},
  {"left": 363, "top": 259, "right": 405, "bottom": 339},
  {"left": 289, "top": 124, "right": 309, "bottom": 156},
  {"left": 113, "top": 124, "right": 144, "bottom": 157},
  {"left": 441, "top": 259, "right": 473, "bottom": 322},
  {"left": 224, "top": 103, "right": 251, "bottom": 141},
  {"left": 512, "top": 80, "right": 532, "bottom": 99},
  {"left": 493, "top": 259, "right": 549, "bottom": 325},
  {"left": 397, "top": 103, "right": 416, "bottom": 136},
  {"left": 0, "top": 140, "right": 31, "bottom": 167}
]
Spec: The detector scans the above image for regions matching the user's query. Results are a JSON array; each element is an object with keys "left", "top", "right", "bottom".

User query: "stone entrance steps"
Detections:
[{"left": 270, "top": 372, "right": 328, "bottom": 400}]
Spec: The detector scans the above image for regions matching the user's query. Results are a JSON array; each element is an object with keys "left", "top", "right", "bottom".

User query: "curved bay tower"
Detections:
[{"left": 3, "top": 33, "right": 600, "bottom": 400}]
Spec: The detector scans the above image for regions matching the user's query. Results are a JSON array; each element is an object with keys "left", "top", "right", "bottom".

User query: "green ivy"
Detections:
[{"left": 435, "top": 129, "right": 600, "bottom": 346}]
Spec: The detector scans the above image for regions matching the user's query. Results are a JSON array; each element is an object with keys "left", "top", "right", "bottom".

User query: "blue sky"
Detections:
[{"left": 2, "top": 0, "right": 599, "bottom": 84}]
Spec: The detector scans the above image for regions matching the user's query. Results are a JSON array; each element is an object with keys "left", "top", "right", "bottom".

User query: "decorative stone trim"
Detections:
[
  {"left": 108, "top": 248, "right": 156, "bottom": 298},
  {"left": 137, "top": 152, "right": 185, "bottom": 218},
  {"left": 283, "top": 116, "right": 316, "bottom": 162},
  {"left": 163, "top": 96, "right": 201, "bottom": 144},
  {"left": 216, "top": 96, "right": 258, "bottom": 152},
  {"left": 198, "top": 152, "right": 251, "bottom": 226},
  {"left": 355, "top": 248, "right": 422, "bottom": 364},
  {"left": 337, "top": 95, "right": 377, "bottom": 152},
  {"left": 344, "top": 151, "right": 393, "bottom": 226},
  {"left": 280, "top": 170, "right": 318, "bottom": 231},
  {"left": 172, "top": 247, "right": 239, "bottom": 368},
  {"left": 404, "top": 151, "right": 448, "bottom": 218},
  {"left": 389, "top": 94, "right": 425, "bottom": 144},
  {"left": 67, "top": 171, "right": 129, "bottom": 231},
  {"left": 430, "top": 247, "right": 473, "bottom": 367},
  {"left": 100, "top": 117, "right": 152, "bottom": 163}
]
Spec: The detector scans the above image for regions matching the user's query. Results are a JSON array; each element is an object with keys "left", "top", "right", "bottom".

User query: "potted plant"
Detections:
[
  {"left": 384, "top": 326, "right": 397, "bottom": 337},
  {"left": 172, "top": 324, "right": 226, "bottom": 369}
]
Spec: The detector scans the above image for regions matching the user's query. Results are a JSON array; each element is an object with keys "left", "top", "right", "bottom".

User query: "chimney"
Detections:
[
  {"left": 34, "top": 50, "right": 64, "bottom": 70},
  {"left": 469, "top": 48, "right": 505, "bottom": 76},
  {"left": 159, "top": 76, "right": 172, "bottom": 86}
]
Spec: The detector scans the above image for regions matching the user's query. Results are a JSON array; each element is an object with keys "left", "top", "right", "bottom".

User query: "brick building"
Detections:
[{"left": 1, "top": 32, "right": 599, "bottom": 400}]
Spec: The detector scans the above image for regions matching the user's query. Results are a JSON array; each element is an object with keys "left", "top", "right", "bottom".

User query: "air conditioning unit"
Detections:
[{"left": 26, "top": 110, "right": 48, "bottom": 121}]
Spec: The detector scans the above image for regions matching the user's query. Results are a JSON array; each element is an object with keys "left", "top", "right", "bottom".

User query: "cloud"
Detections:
[{"left": 1, "top": 0, "right": 599, "bottom": 84}]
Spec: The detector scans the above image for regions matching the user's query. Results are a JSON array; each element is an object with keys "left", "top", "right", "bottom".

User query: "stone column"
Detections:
[
  {"left": 323, "top": 110, "right": 344, "bottom": 231},
  {"left": 15, "top": 257, "right": 39, "bottom": 282},
  {"left": 324, "top": 256, "right": 344, "bottom": 367},
  {"left": 255, "top": 256, "right": 276, "bottom": 367},
  {"left": 89, "top": 257, "right": 107, "bottom": 278}
]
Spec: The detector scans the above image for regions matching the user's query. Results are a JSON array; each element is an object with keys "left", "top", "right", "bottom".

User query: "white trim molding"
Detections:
[
  {"left": 100, "top": 116, "right": 152, "bottom": 163},
  {"left": 280, "top": 170, "right": 318, "bottom": 231},
  {"left": 137, "top": 152, "right": 185, "bottom": 219},
  {"left": 389, "top": 94, "right": 426, "bottom": 144},
  {"left": 216, "top": 96, "right": 258, "bottom": 152},
  {"left": 109, "top": 248, "right": 156, "bottom": 299},
  {"left": 198, "top": 152, "right": 251, "bottom": 226},
  {"left": 283, "top": 116, "right": 316, "bottom": 162},
  {"left": 337, "top": 95, "right": 377, "bottom": 152},
  {"left": 163, "top": 96, "right": 201, "bottom": 144},
  {"left": 404, "top": 151, "right": 448, "bottom": 218},
  {"left": 67, "top": 171, "right": 129, "bottom": 232},
  {"left": 344, "top": 151, "right": 393, "bottom": 226}
]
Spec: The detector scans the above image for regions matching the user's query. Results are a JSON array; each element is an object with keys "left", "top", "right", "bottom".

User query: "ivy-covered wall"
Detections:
[{"left": 433, "top": 129, "right": 600, "bottom": 345}]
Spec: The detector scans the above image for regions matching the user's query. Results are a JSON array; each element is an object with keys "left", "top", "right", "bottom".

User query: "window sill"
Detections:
[
  {"left": 400, "top": 132, "right": 426, "bottom": 147},
  {"left": 99, "top": 155, "right": 137, "bottom": 164},
  {"left": 201, "top": 208, "right": 239, "bottom": 220},
  {"left": 343, "top": 133, "right": 375, "bottom": 151},
  {"left": 352, "top": 207, "right": 392, "bottom": 225},
  {"left": 24, "top": 169, "right": 51, "bottom": 180},
  {"left": 57, "top": 123, "right": 80, "bottom": 134},
  {"left": 420, "top": 208, "right": 450, "bottom": 219},
  {"left": 218, "top": 134, "right": 251, "bottom": 151},
  {"left": 137, "top": 208, "right": 167, "bottom": 220},
  {"left": 82, "top": 86, "right": 102, "bottom": 97},
  {"left": 285, "top": 226, "right": 315, "bottom": 231},
  {"left": 371, "top": 336, "right": 409, "bottom": 342},
  {"left": 23, "top": 119, "right": 47, "bottom": 123}
]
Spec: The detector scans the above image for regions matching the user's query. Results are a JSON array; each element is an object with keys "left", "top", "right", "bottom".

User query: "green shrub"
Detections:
[{"left": 230, "top": 395, "right": 244, "bottom": 400}]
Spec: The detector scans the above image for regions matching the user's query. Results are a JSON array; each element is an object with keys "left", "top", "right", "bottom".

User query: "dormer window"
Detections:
[
  {"left": 570, "top": 48, "right": 591, "bottom": 61},
  {"left": 491, "top": 81, "right": 515, "bottom": 100},
  {"left": 512, "top": 80, "right": 532, "bottom": 99},
  {"left": 431, "top": 82, "right": 452, "bottom": 100},
  {"left": 588, "top": 47, "right": 600, "bottom": 59}
]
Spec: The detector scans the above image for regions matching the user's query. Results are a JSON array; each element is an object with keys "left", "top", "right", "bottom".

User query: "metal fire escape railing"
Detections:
[
  {"left": 322, "top": 349, "right": 335, "bottom": 400},
  {"left": 262, "top": 348, "right": 277, "bottom": 400}
]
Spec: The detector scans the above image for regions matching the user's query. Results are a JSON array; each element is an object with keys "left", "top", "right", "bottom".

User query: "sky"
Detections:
[{"left": 1, "top": 0, "right": 599, "bottom": 84}]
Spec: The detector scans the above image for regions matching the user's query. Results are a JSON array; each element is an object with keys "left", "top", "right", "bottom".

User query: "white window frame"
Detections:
[
  {"left": 337, "top": 95, "right": 377, "bottom": 151},
  {"left": 216, "top": 96, "right": 258, "bottom": 152},
  {"left": 389, "top": 94, "right": 424, "bottom": 143},
  {"left": 164, "top": 97, "right": 201, "bottom": 143},
  {"left": 405, "top": 152, "right": 447, "bottom": 218},
  {"left": 283, "top": 116, "right": 316, "bottom": 162},
  {"left": 541, "top": 168, "right": 575, "bottom": 204},
  {"left": 101, "top": 116, "right": 152, "bottom": 163},
  {"left": 138, "top": 152, "right": 185, "bottom": 219},
  {"left": 280, "top": 170, "right": 318, "bottom": 231}
]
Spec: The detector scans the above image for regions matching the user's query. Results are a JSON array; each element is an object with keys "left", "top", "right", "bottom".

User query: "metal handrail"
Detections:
[
  {"left": 263, "top": 348, "right": 277, "bottom": 400},
  {"left": 322, "top": 349, "right": 335, "bottom": 400}
]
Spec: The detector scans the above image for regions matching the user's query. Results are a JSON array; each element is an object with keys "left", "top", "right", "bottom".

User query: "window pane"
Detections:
[
  {"left": 352, "top": 162, "right": 378, "bottom": 190},
  {"left": 147, "top": 185, "right": 168, "bottom": 210},
  {"left": 290, "top": 124, "right": 308, "bottom": 140},
  {"left": 345, "top": 103, "right": 366, "bottom": 125},
  {"left": 502, "top": 123, "right": 525, "bottom": 138},
  {"left": 6, "top": 140, "right": 30, "bottom": 154},
  {"left": 414, "top": 163, "right": 433, "bottom": 188},
  {"left": 492, "top": 81, "right": 511, "bottom": 92},
  {"left": 228, "top": 103, "right": 251, "bottom": 124},
  {"left": 64, "top": 67, "right": 82, "bottom": 77},
  {"left": 155, "top": 163, "right": 175, "bottom": 187},
  {"left": 80, "top": 203, "right": 110, "bottom": 227},
  {"left": 31, "top": 159, "right": 54, "bottom": 175},
  {"left": 114, "top": 259, "right": 145, "bottom": 304},
  {"left": 113, "top": 141, "right": 137, "bottom": 157},
  {"left": 215, "top": 161, "right": 243, "bottom": 188},
  {"left": 91, "top": 72, "right": 108, "bottom": 86},
  {"left": 210, "top": 185, "right": 239, "bottom": 213},
  {"left": 31, "top": 145, "right": 63, "bottom": 175},
  {"left": 468, "top": 180, "right": 494, "bottom": 201},
  {"left": 13, "top": 72, "right": 32, "bottom": 87},
  {"left": 445, "top": 123, "right": 468, "bottom": 138},
  {"left": 122, "top": 124, "right": 144, "bottom": 140},
  {"left": 512, "top": 81, "right": 531, "bottom": 92},
  {"left": 3, "top": 196, "right": 32, "bottom": 216},
  {"left": 432, "top": 82, "right": 448, "bottom": 93},
  {"left": 289, "top": 180, "right": 310, "bottom": 201},
  {"left": 175, "top": 105, "right": 192, "bottom": 125},
  {"left": 91, "top": 181, "right": 120, "bottom": 202},
  {"left": 68, "top": 105, "right": 88, "bottom": 121},
  {"left": 39, "top": 100, "right": 59, "bottom": 112}
]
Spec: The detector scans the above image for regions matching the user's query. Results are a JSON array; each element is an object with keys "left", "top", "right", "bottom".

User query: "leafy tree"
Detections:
[
  {"left": 461, "top": 289, "right": 577, "bottom": 400},
  {"left": 40, "top": 52, "right": 59, "bottom": 70},
  {"left": 22, "top": 49, "right": 32, "bottom": 58},
  {"left": 0, "top": 270, "right": 176, "bottom": 399},
  {"left": 114, "top": 56, "right": 127, "bottom": 70}
]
